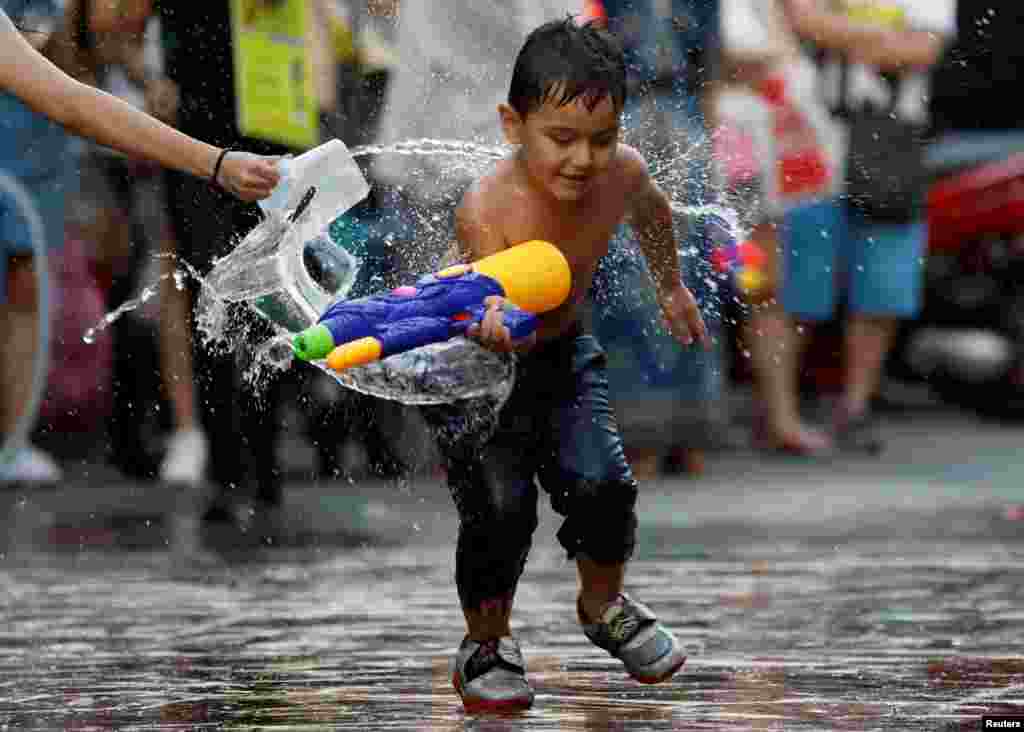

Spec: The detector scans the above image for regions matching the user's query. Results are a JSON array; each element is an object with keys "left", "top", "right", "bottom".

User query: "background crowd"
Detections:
[{"left": 1, "top": 0, "right": 1021, "bottom": 523}]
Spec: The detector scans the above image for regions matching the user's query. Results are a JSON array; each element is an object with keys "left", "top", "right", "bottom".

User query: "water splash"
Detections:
[
  {"left": 82, "top": 276, "right": 169, "bottom": 345},
  {"left": 83, "top": 254, "right": 206, "bottom": 345},
  {"left": 84, "top": 137, "right": 742, "bottom": 406}
]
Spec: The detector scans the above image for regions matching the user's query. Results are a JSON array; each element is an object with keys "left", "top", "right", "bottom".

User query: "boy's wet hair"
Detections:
[{"left": 508, "top": 16, "right": 627, "bottom": 117}]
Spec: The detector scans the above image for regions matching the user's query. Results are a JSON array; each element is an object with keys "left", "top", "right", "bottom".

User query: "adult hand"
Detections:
[
  {"left": 658, "top": 284, "right": 708, "bottom": 349},
  {"left": 216, "top": 151, "right": 281, "bottom": 202}
]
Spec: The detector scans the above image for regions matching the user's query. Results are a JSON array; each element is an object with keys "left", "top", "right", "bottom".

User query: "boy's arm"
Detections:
[
  {"left": 782, "top": 0, "right": 946, "bottom": 71},
  {"left": 453, "top": 186, "right": 508, "bottom": 264},
  {"left": 623, "top": 146, "right": 708, "bottom": 348},
  {"left": 454, "top": 186, "right": 528, "bottom": 353}
]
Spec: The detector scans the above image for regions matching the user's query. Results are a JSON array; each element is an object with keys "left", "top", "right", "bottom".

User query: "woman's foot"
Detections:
[
  {"left": 752, "top": 413, "right": 833, "bottom": 456},
  {"left": 832, "top": 403, "right": 885, "bottom": 455}
]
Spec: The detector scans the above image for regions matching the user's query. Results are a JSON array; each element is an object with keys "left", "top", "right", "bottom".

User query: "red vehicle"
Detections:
[{"left": 887, "top": 132, "right": 1024, "bottom": 418}]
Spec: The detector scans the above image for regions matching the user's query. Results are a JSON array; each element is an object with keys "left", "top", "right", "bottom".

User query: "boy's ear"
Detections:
[{"left": 499, "top": 104, "right": 524, "bottom": 145}]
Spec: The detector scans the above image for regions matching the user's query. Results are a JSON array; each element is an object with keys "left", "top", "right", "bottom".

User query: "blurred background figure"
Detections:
[
  {"left": 64, "top": 9, "right": 208, "bottom": 483},
  {"left": 596, "top": 0, "right": 723, "bottom": 476},
  {"left": 777, "top": 0, "right": 955, "bottom": 453},
  {"left": 716, "top": 0, "right": 955, "bottom": 456},
  {"left": 0, "top": 0, "right": 89, "bottom": 482},
  {"left": 141, "top": 0, "right": 326, "bottom": 524},
  {"left": 712, "top": 0, "right": 839, "bottom": 454}
]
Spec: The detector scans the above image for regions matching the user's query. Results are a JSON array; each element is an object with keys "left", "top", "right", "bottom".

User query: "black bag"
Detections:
[{"left": 840, "top": 66, "right": 928, "bottom": 222}]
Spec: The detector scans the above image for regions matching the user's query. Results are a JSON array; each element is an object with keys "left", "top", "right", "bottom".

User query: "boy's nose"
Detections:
[{"left": 570, "top": 141, "right": 594, "bottom": 168}]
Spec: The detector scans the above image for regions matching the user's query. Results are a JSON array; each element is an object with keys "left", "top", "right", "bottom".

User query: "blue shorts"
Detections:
[
  {"left": 779, "top": 198, "right": 926, "bottom": 321},
  {"left": 0, "top": 175, "right": 67, "bottom": 303}
]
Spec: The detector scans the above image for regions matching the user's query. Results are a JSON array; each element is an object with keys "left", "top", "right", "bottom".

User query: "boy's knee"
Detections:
[
  {"left": 556, "top": 476, "right": 639, "bottom": 563},
  {"left": 470, "top": 490, "right": 538, "bottom": 541}
]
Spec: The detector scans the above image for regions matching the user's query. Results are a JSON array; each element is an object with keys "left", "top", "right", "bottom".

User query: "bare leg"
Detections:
[
  {"left": 157, "top": 231, "right": 198, "bottom": 432},
  {"left": 577, "top": 554, "right": 625, "bottom": 622},
  {"left": 0, "top": 257, "right": 39, "bottom": 438},
  {"left": 739, "top": 223, "right": 830, "bottom": 453},
  {"left": 156, "top": 229, "right": 209, "bottom": 486},
  {"left": 841, "top": 315, "right": 897, "bottom": 418},
  {"left": 463, "top": 592, "right": 515, "bottom": 641},
  {"left": 746, "top": 305, "right": 831, "bottom": 452}
]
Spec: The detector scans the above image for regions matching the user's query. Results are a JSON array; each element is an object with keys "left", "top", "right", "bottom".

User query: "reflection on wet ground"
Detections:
[{"left": 1, "top": 504, "right": 1022, "bottom": 731}]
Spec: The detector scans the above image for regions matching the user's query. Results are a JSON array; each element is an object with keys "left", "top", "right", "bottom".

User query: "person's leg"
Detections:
[
  {"left": 759, "top": 198, "right": 844, "bottom": 451},
  {"left": 89, "top": 155, "right": 165, "bottom": 478},
  {"left": 742, "top": 220, "right": 822, "bottom": 449},
  {"left": 576, "top": 555, "right": 626, "bottom": 622},
  {"left": 0, "top": 257, "right": 40, "bottom": 437},
  {"left": 421, "top": 392, "right": 540, "bottom": 710},
  {"left": 156, "top": 222, "right": 210, "bottom": 484},
  {"left": 158, "top": 226, "right": 200, "bottom": 434},
  {"left": 841, "top": 315, "right": 898, "bottom": 416},
  {"left": 840, "top": 214, "right": 927, "bottom": 432},
  {"left": 421, "top": 375, "right": 544, "bottom": 637},
  {"left": 442, "top": 407, "right": 540, "bottom": 641},
  {"left": 539, "top": 333, "right": 684, "bottom": 683},
  {"left": 165, "top": 170, "right": 247, "bottom": 506},
  {"left": 0, "top": 178, "right": 65, "bottom": 481}
]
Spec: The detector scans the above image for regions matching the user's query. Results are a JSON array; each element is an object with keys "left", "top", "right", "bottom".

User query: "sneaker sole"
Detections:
[
  {"left": 631, "top": 654, "right": 687, "bottom": 685},
  {"left": 452, "top": 672, "right": 534, "bottom": 713}
]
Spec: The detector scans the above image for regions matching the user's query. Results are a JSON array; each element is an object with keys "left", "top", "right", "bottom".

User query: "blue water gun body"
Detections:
[{"left": 291, "top": 240, "right": 572, "bottom": 372}]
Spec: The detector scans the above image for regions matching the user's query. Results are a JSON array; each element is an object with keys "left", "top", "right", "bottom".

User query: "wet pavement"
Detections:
[{"left": 2, "top": 404, "right": 1024, "bottom": 730}]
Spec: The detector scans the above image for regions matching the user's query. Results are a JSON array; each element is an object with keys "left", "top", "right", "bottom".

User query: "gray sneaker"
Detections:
[
  {"left": 450, "top": 636, "right": 534, "bottom": 713},
  {"left": 579, "top": 593, "right": 686, "bottom": 684}
]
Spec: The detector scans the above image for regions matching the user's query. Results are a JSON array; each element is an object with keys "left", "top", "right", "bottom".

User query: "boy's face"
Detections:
[{"left": 500, "top": 91, "right": 621, "bottom": 203}]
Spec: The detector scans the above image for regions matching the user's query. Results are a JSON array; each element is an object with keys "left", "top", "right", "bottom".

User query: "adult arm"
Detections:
[
  {"left": 0, "top": 10, "right": 278, "bottom": 201},
  {"left": 782, "top": 0, "right": 945, "bottom": 70}
]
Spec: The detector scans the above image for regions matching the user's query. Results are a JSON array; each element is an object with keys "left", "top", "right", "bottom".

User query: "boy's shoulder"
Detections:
[
  {"left": 614, "top": 143, "right": 651, "bottom": 186},
  {"left": 457, "top": 161, "right": 520, "bottom": 227}
]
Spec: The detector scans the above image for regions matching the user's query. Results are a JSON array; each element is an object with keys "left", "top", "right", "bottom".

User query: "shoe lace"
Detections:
[
  {"left": 606, "top": 608, "right": 641, "bottom": 643},
  {"left": 477, "top": 638, "right": 500, "bottom": 664},
  {"left": 464, "top": 638, "right": 516, "bottom": 683}
]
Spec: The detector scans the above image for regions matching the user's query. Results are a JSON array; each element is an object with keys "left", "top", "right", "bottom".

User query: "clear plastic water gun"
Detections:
[{"left": 291, "top": 240, "right": 572, "bottom": 372}]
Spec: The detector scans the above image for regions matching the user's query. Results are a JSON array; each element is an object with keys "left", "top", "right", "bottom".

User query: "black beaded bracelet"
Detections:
[{"left": 211, "top": 147, "right": 232, "bottom": 186}]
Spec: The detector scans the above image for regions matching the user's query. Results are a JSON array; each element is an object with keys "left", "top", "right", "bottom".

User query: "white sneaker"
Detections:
[
  {"left": 0, "top": 444, "right": 63, "bottom": 483},
  {"left": 159, "top": 429, "right": 209, "bottom": 485}
]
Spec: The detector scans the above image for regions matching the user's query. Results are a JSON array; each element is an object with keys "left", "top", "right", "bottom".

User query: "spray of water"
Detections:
[{"left": 83, "top": 138, "right": 743, "bottom": 405}]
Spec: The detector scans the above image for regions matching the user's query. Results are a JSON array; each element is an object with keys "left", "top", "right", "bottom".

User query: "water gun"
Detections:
[
  {"left": 292, "top": 240, "right": 572, "bottom": 372},
  {"left": 711, "top": 231, "right": 769, "bottom": 298}
]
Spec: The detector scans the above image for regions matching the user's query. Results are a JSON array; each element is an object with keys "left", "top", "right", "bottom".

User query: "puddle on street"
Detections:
[{"left": 1, "top": 521, "right": 1022, "bottom": 731}]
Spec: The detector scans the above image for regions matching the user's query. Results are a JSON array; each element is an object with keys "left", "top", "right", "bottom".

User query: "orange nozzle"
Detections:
[{"left": 326, "top": 337, "right": 384, "bottom": 372}]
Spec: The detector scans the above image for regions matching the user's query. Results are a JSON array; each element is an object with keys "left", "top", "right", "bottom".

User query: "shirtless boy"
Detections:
[{"left": 436, "top": 16, "right": 707, "bottom": 712}]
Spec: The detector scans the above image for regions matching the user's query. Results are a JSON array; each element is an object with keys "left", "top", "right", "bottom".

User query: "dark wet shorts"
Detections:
[{"left": 422, "top": 323, "right": 639, "bottom": 610}]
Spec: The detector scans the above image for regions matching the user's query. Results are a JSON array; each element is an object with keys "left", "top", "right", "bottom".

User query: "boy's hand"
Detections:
[
  {"left": 659, "top": 284, "right": 708, "bottom": 349},
  {"left": 467, "top": 296, "right": 537, "bottom": 354}
]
